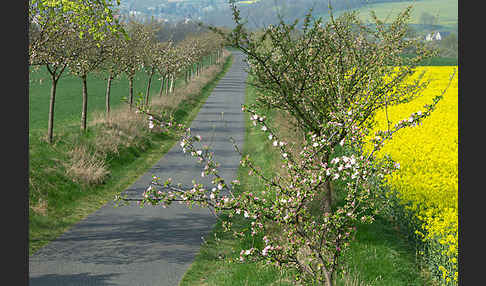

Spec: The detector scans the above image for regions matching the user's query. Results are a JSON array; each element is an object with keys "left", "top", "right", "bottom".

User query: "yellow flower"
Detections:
[{"left": 366, "top": 66, "right": 458, "bottom": 285}]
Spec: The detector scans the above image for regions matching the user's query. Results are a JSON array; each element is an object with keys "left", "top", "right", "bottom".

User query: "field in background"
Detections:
[
  {"left": 357, "top": 0, "right": 456, "bottom": 27},
  {"left": 316, "top": 0, "right": 457, "bottom": 33}
]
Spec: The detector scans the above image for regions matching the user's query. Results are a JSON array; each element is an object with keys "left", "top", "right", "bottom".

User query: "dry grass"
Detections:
[
  {"left": 31, "top": 197, "right": 48, "bottom": 216},
  {"left": 63, "top": 145, "right": 110, "bottom": 186},
  {"left": 91, "top": 108, "right": 150, "bottom": 155}
]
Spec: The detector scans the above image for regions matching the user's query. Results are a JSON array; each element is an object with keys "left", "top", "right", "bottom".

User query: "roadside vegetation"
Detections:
[{"left": 29, "top": 2, "right": 232, "bottom": 254}]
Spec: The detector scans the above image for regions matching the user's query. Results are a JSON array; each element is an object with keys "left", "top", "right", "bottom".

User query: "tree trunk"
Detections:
[
  {"left": 145, "top": 67, "right": 155, "bottom": 106},
  {"left": 165, "top": 74, "right": 169, "bottom": 96},
  {"left": 128, "top": 74, "right": 134, "bottom": 110},
  {"left": 169, "top": 73, "right": 174, "bottom": 94},
  {"left": 158, "top": 74, "right": 166, "bottom": 97},
  {"left": 324, "top": 270, "right": 333, "bottom": 286},
  {"left": 81, "top": 74, "right": 88, "bottom": 132},
  {"left": 105, "top": 75, "right": 113, "bottom": 115},
  {"left": 47, "top": 76, "right": 58, "bottom": 144}
]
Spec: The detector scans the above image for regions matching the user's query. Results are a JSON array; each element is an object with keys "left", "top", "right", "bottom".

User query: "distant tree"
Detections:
[
  {"left": 97, "top": 32, "right": 125, "bottom": 115},
  {"left": 68, "top": 32, "right": 108, "bottom": 132},
  {"left": 155, "top": 41, "right": 173, "bottom": 97},
  {"left": 119, "top": 21, "right": 145, "bottom": 110},
  {"left": 139, "top": 22, "right": 163, "bottom": 105}
]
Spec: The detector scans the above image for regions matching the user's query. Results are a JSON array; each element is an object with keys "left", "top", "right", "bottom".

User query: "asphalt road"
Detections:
[{"left": 29, "top": 51, "right": 249, "bottom": 286}]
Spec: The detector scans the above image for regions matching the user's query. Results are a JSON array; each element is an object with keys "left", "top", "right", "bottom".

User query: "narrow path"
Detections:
[{"left": 29, "top": 51, "right": 248, "bottom": 286}]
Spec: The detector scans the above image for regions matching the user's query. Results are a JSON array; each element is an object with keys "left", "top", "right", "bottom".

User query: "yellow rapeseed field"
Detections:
[{"left": 369, "top": 66, "right": 458, "bottom": 285}]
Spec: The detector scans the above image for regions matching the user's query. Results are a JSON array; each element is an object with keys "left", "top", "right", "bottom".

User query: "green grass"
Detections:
[
  {"left": 29, "top": 53, "right": 234, "bottom": 256},
  {"left": 419, "top": 56, "right": 458, "bottom": 66},
  {"left": 179, "top": 76, "right": 434, "bottom": 285},
  {"left": 29, "top": 63, "right": 202, "bottom": 134},
  {"left": 398, "top": 54, "right": 458, "bottom": 66},
  {"left": 314, "top": 0, "right": 457, "bottom": 35},
  {"left": 357, "top": 0, "right": 457, "bottom": 28},
  {"left": 326, "top": 0, "right": 456, "bottom": 27}
]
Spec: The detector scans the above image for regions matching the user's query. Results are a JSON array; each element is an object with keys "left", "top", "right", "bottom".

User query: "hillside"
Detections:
[
  {"left": 320, "top": 0, "right": 458, "bottom": 32},
  {"left": 115, "top": 0, "right": 457, "bottom": 33}
]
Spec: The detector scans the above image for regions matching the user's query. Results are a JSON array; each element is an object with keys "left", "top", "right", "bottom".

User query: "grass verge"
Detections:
[
  {"left": 179, "top": 76, "right": 434, "bottom": 285},
  {"left": 29, "top": 51, "right": 234, "bottom": 256}
]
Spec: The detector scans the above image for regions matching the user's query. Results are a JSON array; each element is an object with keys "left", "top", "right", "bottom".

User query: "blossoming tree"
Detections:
[{"left": 115, "top": 3, "right": 450, "bottom": 286}]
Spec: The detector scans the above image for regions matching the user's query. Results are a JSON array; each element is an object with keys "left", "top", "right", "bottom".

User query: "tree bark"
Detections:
[
  {"left": 47, "top": 76, "right": 58, "bottom": 143},
  {"left": 81, "top": 74, "right": 88, "bottom": 132},
  {"left": 169, "top": 73, "right": 174, "bottom": 94},
  {"left": 165, "top": 74, "right": 169, "bottom": 96},
  {"left": 324, "top": 270, "right": 333, "bottom": 286},
  {"left": 145, "top": 67, "right": 155, "bottom": 106},
  {"left": 158, "top": 74, "right": 166, "bottom": 97},
  {"left": 105, "top": 75, "right": 113, "bottom": 115},
  {"left": 46, "top": 64, "right": 66, "bottom": 144},
  {"left": 128, "top": 74, "right": 134, "bottom": 110}
]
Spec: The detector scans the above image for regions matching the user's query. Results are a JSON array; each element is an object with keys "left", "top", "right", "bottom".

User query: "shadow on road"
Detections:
[
  {"left": 30, "top": 272, "right": 120, "bottom": 286},
  {"left": 33, "top": 211, "right": 216, "bottom": 266}
]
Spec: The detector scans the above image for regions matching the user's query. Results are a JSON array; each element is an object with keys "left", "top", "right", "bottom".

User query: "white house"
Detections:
[{"left": 425, "top": 31, "right": 451, "bottom": 41}]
